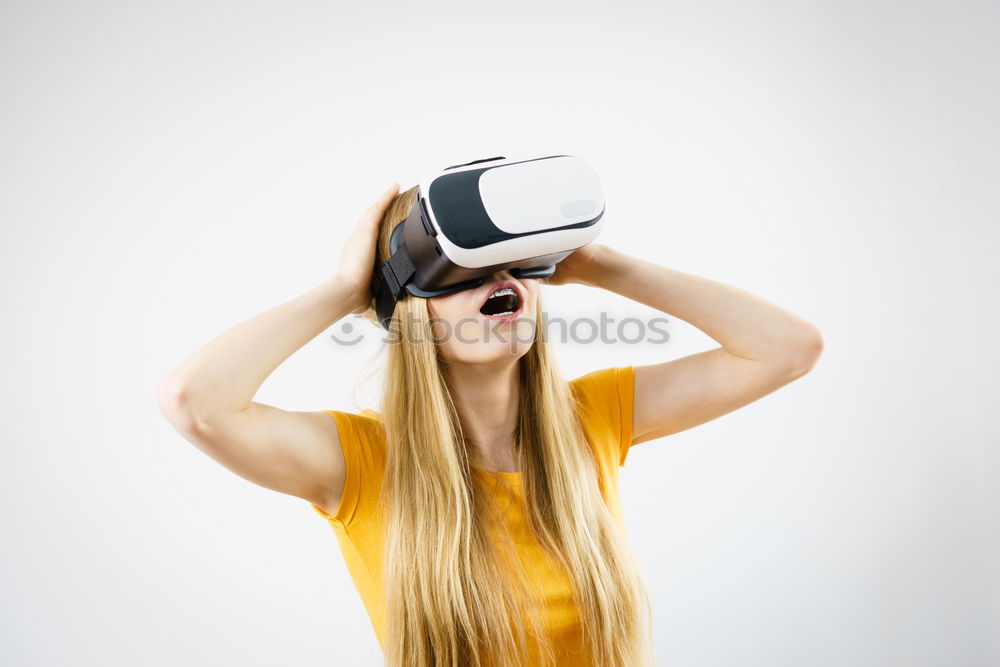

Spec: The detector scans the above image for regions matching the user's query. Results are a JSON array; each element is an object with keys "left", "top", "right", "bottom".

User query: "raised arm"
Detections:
[
  {"left": 549, "top": 244, "right": 824, "bottom": 445},
  {"left": 155, "top": 183, "right": 399, "bottom": 512}
]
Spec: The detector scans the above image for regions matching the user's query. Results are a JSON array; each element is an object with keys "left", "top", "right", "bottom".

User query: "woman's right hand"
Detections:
[{"left": 334, "top": 182, "right": 400, "bottom": 314}]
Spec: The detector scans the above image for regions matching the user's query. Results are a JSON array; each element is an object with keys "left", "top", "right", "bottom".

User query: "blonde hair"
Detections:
[{"left": 361, "top": 186, "right": 654, "bottom": 666}]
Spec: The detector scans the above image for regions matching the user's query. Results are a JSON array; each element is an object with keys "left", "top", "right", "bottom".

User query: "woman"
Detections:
[{"left": 157, "top": 182, "right": 824, "bottom": 667}]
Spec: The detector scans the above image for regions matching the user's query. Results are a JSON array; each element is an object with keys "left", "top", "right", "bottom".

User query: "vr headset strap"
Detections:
[{"left": 375, "top": 243, "right": 416, "bottom": 328}]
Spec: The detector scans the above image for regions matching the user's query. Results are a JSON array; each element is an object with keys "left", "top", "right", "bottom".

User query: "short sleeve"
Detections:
[
  {"left": 309, "top": 409, "right": 386, "bottom": 529},
  {"left": 569, "top": 366, "right": 635, "bottom": 467}
]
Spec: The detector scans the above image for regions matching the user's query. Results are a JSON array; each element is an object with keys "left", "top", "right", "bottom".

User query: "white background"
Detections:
[{"left": 1, "top": 1, "right": 997, "bottom": 665}]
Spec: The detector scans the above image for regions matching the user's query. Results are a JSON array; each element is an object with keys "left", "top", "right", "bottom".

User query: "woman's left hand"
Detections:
[{"left": 546, "top": 243, "right": 606, "bottom": 286}]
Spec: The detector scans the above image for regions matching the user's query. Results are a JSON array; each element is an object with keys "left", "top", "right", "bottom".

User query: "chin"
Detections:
[{"left": 441, "top": 336, "right": 533, "bottom": 365}]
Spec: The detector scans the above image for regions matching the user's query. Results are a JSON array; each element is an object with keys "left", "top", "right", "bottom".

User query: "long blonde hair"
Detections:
[{"left": 361, "top": 185, "right": 654, "bottom": 666}]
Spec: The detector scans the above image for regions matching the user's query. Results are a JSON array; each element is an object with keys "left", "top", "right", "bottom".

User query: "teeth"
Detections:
[{"left": 480, "top": 285, "right": 519, "bottom": 318}]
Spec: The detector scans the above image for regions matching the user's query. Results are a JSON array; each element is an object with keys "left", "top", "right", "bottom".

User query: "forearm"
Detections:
[
  {"left": 582, "top": 245, "right": 823, "bottom": 366},
  {"left": 159, "top": 275, "right": 355, "bottom": 422}
]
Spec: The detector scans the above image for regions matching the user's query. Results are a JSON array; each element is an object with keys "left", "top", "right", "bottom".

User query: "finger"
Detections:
[
  {"left": 354, "top": 183, "right": 400, "bottom": 233},
  {"left": 351, "top": 182, "right": 400, "bottom": 235},
  {"left": 363, "top": 182, "right": 400, "bottom": 216}
]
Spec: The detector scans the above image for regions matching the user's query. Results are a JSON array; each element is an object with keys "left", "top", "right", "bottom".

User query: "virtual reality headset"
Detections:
[{"left": 375, "top": 154, "right": 605, "bottom": 328}]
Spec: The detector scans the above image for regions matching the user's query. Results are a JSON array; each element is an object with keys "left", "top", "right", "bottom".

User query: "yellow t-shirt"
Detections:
[{"left": 309, "top": 366, "right": 636, "bottom": 664}]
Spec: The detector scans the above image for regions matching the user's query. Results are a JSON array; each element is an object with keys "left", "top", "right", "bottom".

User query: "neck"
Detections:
[{"left": 444, "top": 359, "right": 521, "bottom": 471}]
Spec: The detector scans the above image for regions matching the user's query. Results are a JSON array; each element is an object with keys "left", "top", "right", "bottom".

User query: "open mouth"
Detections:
[{"left": 479, "top": 282, "right": 523, "bottom": 319}]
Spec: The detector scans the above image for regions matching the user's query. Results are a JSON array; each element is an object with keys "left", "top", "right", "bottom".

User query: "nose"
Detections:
[{"left": 486, "top": 268, "right": 514, "bottom": 283}]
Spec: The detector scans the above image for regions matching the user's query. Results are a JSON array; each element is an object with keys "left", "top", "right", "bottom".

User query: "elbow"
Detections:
[
  {"left": 156, "top": 374, "right": 208, "bottom": 435},
  {"left": 786, "top": 325, "right": 825, "bottom": 377}
]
